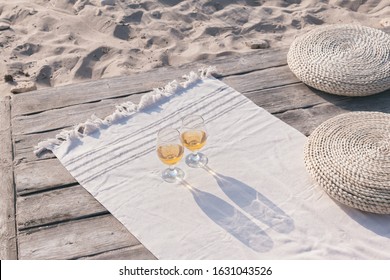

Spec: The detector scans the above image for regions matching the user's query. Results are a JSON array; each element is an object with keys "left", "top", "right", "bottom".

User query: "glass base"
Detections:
[
  {"left": 162, "top": 167, "right": 185, "bottom": 183},
  {"left": 185, "top": 152, "right": 208, "bottom": 168}
]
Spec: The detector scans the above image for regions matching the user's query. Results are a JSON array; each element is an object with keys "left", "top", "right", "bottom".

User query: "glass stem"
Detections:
[{"left": 169, "top": 165, "right": 175, "bottom": 170}]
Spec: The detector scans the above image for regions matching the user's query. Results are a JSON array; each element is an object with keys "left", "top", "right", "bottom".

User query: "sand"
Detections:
[{"left": 0, "top": 0, "right": 389, "bottom": 97}]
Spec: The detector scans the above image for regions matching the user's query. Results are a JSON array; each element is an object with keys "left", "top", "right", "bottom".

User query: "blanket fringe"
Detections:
[{"left": 34, "top": 66, "right": 217, "bottom": 155}]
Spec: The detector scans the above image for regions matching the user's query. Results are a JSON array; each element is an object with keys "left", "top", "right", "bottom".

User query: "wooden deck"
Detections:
[{"left": 1, "top": 45, "right": 390, "bottom": 260}]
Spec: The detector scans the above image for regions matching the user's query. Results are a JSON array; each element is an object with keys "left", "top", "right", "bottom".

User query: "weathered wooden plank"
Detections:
[
  {"left": 12, "top": 93, "right": 143, "bottom": 136},
  {"left": 12, "top": 77, "right": 152, "bottom": 117},
  {"left": 79, "top": 245, "right": 156, "bottom": 260},
  {"left": 12, "top": 46, "right": 288, "bottom": 117},
  {"left": 17, "top": 184, "right": 106, "bottom": 229},
  {"left": 18, "top": 214, "right": 141, "bottom": 260},
  {"left": 14, "top": 158, "right": 77, "bottom": 194},
  {"left": 0, "top": 96, "right": 17, "bottom": 260},
  {"left": 276, "top": 89, "right": 390, "bottom": 136},
  {"left": 14, "top": 130, "right": 64, "bottom": 164},
  {"left": 204, "top": 45, "right": 288, "bottom": 76},
  {"left": 243, "top": 83, "right": 349, "bottom": 114},
  {"left": 221, "top": 65, "right": 299, "bottom": 93},
  {"left": 275, "top": 104, "right": 347, "bottom": 137}
]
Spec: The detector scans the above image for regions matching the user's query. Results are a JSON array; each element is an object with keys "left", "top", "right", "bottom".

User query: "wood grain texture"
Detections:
[
  {"left": 221, "top": 65, "right": 299, "bottom": 93},
  {"left": 18, "top": 214, "right": 142, "bottom": 260},
  {"left": 78, "top": 245, "right": 156, "bottom": 260},
  {"left": 14, "top": 158, "right": 77, "bottom": 194},
  {"left": 12, "top": 94, "right": 143, "bottom": 136},
  {"left": 275, "top": 89, "right": 390, "bottom": 136},
  {"left": 243, "top": 83, "right": 349, "bottom": 114},
  {"left": 0, "top": 96, "right": 17, "bottom": 260},
  {"left": 17, "top": 184, "right": 106, "bottom": 229},
  {"left": 14, "top": 130, "right": 63, "bottom": 164}
]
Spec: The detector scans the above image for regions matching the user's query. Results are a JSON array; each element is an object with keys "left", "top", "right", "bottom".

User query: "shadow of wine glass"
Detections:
[
  {"left": 202, "top": 165, "right": 295, "bottom": 234},
  {"left": 180, "top": 179, "right": 273, "bottom": 253}
]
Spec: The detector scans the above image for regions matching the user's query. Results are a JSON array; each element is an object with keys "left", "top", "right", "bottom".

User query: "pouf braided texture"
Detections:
[
  {"left": 288, "top": 24, "right": 390, "bottom": 96},
  {"left": 304, "top": 111, "right": 390, "bottom": 214}
]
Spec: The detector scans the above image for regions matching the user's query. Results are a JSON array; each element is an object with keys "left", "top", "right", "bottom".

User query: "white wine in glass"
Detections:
[
  {"left": 181, "top": 115, "right": 208, "bottom": 168},
  {"left": 156, "top": 127, "right": 185, "bottom": 183}
]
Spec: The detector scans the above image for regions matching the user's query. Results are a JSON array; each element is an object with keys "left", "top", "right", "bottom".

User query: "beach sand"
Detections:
[{"left": 0, "top": 0, "right": 389, "bottom": 97}]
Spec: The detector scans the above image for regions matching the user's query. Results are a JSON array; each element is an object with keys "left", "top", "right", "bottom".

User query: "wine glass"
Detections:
[
  {"left": 156, "top": 127, "right": 185, "bottom": 183},
  {"left": 180, "top": 115, "right": 208, "bottom": 168}
]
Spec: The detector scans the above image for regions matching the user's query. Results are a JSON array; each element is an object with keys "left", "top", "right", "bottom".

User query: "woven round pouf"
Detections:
[
  {"left": 287, "top": 24, "right": 390, "bottom": 96},
  {"left": 304, "top": 112, "right": 390, "bottom": 214}
]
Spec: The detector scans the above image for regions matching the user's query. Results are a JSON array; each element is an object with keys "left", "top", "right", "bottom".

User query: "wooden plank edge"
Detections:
[
  {"left": 11, "top": 92, "right": 144, "bottom": 136},
  {"left": 17, "top": 184, "right": 108, "bottom": 230},
  {"left": 18, "top": 214, "right": 142, "bottom": 260},
  {"left": 274, "top": 88, "right": 390, "bottom": 136},
  {"left": 15, "top": 89, "right": 149, "bottom": 119},
  {"left": 18, "top": 210, "right": 110, "bottom": 233},
  {"left": 0, "top": 96, "right": 18, "bottom": 259},
  {"left": 76, "top": 244, "right": 156, "bottom": 260}
]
